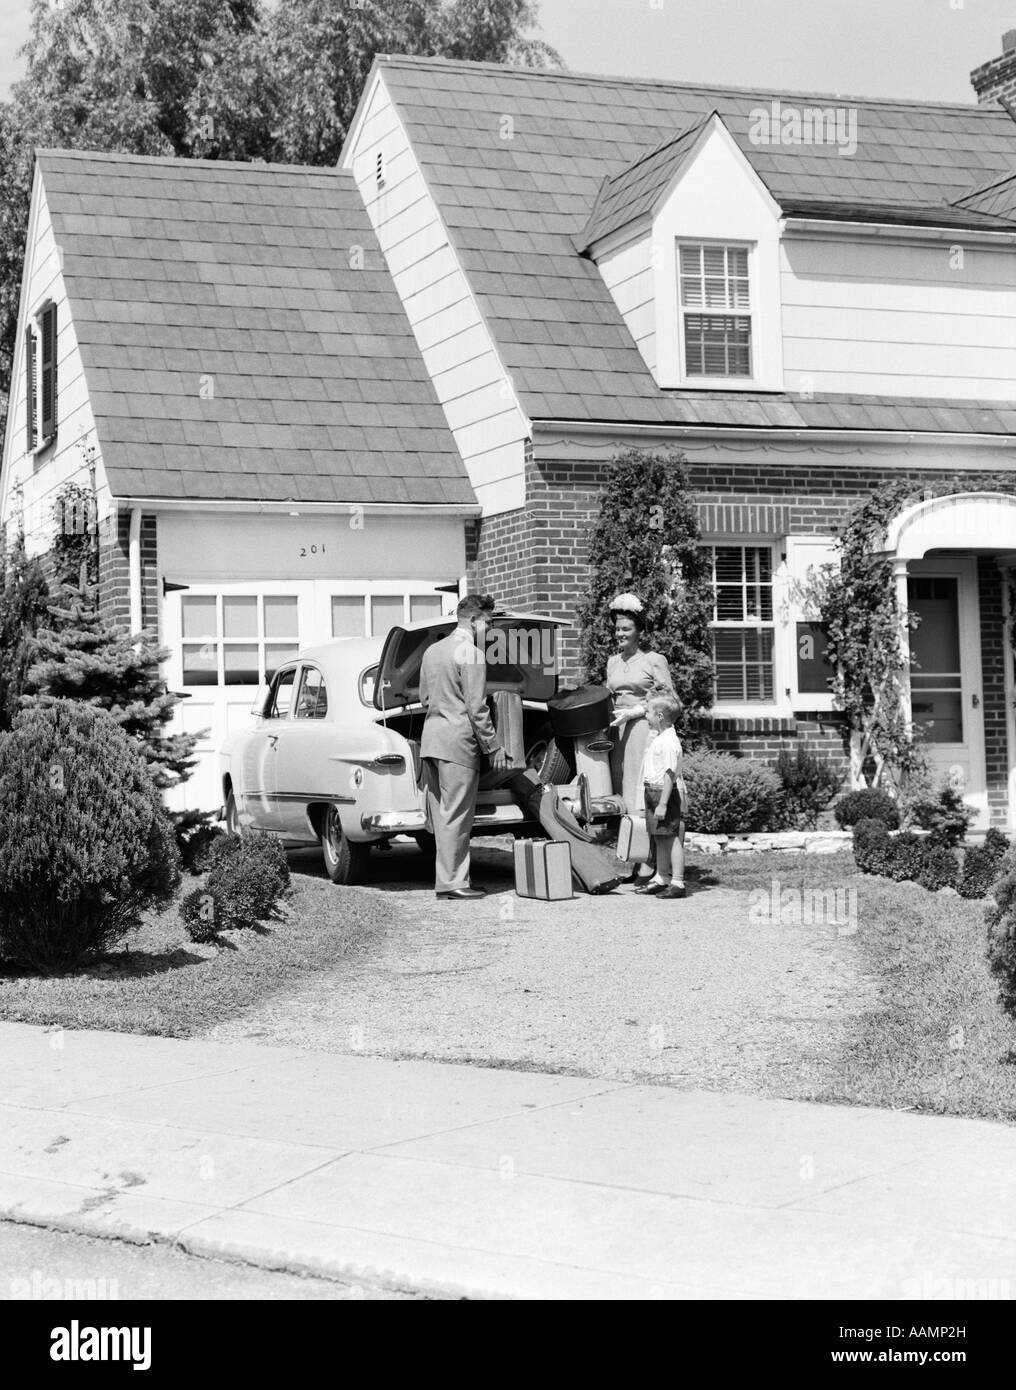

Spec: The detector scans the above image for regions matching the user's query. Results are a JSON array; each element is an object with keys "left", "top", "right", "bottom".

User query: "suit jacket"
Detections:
[{"left": 419, "top": 627, "right": 501, "bottom": 769}]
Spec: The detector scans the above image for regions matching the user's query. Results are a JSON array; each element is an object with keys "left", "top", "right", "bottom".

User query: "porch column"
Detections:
[{"left": 893, "top": 556, "right": 912, "bottom": 732}]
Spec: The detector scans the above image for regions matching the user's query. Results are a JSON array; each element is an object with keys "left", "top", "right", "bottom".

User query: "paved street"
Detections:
[{"left": 1, "top": 1019, "right": 1014, "bottom": 1300}]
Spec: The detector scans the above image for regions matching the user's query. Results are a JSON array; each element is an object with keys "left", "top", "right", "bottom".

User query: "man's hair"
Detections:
[
  {"left": 648, "top": 693, "right": 682, "bottom": 726},
  {"left": 457, "top": 594, "right": 496, "bottom": 622}
]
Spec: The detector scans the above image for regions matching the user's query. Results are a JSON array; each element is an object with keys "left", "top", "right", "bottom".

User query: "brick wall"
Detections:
[
  {"left": 978, "top": 555, "right": 1009, "bottom": 826},
  {"left": 97, "top": 511, "right": 157, "bottom": 631}
]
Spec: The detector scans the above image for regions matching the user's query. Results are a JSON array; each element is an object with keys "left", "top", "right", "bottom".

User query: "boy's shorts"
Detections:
[{"left": 644, "top": 782, "right": 684, "bottom": 835}]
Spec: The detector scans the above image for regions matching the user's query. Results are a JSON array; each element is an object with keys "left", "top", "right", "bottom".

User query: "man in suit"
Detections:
[{"left": 420, "top": 594, "right": 509, "bottom": 900}]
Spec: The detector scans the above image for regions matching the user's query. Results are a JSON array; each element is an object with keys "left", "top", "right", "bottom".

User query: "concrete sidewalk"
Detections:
[{"left": 0, "top": 1020, "right": 1013, "bottom": 1300}]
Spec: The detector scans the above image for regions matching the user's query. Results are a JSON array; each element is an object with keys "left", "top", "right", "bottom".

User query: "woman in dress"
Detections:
[{"left": 605, "top": 594, "right": 676, "bottom": 869}]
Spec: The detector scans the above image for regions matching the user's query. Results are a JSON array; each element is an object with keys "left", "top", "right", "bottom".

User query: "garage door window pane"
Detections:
[
  {"left": 182, "top": 595, "right": 217, "bottom": 640},
  {"left": 332, "top": 596, "right": 365, "bottom": 638},
  {"left": 410, "top": 595, "right": 443, "bottom": 623},
  {"left": 266, "top": 644, "right": 299, "bottom": 678},
  {"left": 223, "top": 644, "right": 259, "bottom": 685},
  {"left": 371, "top": 596, "right": 404, "bottom": 637},
  {"left": 264, "top": 595, "right": 298, "bottom": 640},
  {"left": 183, "top": 644, "right": 218, "bottom": 686},
  {"left": 223, "top": 596, "right": 258, "bottom": 639}
]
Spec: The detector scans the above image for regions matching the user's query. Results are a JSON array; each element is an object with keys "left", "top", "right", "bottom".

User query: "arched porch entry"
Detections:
[{"left": 879, "top": 491, "right": 1016, "bottom": 830}]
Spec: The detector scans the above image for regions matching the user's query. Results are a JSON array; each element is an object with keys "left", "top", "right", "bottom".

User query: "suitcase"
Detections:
[
  {"left": 506, "top": 770, "right": 621, "bottom": 895},
  {"left": 513, "top": 839, "right": 573, "bottom": 901},
  {"left": 617, "top": 814, "right": 651, "bottom": 864}
]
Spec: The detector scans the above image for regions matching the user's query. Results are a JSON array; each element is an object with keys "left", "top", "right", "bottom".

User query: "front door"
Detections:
[{"left": 907, "top": 558, "right": 987, "bottom": 828}]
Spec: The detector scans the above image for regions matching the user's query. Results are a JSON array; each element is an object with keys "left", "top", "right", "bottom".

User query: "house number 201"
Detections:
[{"left": 300, "top": 544, "right": 325, "bottom": 557}]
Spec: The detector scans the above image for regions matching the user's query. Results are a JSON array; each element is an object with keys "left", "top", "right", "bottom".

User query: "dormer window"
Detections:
[{"left": 679, "top": 243, "right": 752, "bottom": 378}]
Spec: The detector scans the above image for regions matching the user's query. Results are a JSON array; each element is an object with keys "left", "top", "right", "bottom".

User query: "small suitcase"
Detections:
[
  {"left": 617, "top": 814, "right": 651, "bottom": 863},
  {"left": 513, "top": 838, "right": 573, "bottom": 900}
]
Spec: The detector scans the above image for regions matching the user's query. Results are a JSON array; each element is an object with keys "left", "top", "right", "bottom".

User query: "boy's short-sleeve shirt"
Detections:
[{"left": 641, "top": 727, "right": 682, "bottom": 787}]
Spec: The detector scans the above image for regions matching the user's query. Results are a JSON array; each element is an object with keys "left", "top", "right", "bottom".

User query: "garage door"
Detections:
[{"left": 163, "top": 580, "right": 454, "bottom": 812}]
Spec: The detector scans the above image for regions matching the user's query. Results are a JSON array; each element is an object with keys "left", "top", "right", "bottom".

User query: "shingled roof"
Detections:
[
  {"left": 375, "top": 56, "right": 1016, "bottom": 433},
  {"left": 39, "top": 149, "right": 475, "bottom": 506}
]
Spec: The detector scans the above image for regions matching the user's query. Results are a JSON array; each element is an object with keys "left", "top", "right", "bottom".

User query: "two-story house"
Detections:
[{"left": 338, "top": 47, "right": 1016, "bottom": 828}]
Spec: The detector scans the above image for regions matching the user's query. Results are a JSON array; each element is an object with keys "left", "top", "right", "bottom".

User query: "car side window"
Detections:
[
  {"left": 267, "top": 667, "right": 297, "bottom": 719},
  {"left": 295, "top": 666, "right": 328, "bottom": 720}
]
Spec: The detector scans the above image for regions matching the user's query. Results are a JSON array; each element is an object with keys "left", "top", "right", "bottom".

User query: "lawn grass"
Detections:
[
  {"left": 0, "top": 871, "right": 390, "bottom": 1037},
  {"left": 687, "top": 847, "right": 1016, "bottom": 1122}
]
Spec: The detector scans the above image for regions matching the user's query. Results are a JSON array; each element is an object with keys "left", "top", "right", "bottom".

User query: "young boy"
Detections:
[{"left": 634, "top": 694, "right": 687, "bottom": 899}]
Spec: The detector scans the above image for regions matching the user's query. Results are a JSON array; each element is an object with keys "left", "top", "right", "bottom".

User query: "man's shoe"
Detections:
[
  {"left": 437, "top": 887, "right": 487, "bottom": 900},
  {"left": 635, "top": 880, "right": 668, "bottom": 895},
  {"left": 657, "top": 884, "right": 686, "bottom": 899}
]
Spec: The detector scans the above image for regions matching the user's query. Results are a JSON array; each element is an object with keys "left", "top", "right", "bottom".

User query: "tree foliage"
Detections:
[
  {"left": 578, "top": 449, "right": 715, "bottom": 728},
  {"left": 0, "top": 0, "right": 562, "bottom": 435},
  {"left": 0, "top": 529, "right": 50, "bottom": 731}
]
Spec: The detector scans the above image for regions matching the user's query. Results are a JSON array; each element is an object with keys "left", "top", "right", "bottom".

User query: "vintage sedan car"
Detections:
[{"left": 218, "top": 612, "right": 598, "bottom": 884}]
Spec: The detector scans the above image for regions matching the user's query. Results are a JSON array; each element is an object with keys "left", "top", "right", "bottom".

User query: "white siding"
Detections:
[
  {"left": 597, "top": 235, "right": 656, "bottom": 372},
  {"left": 781, "top": 235, "right": 1016, "bottom": 401},
  {"left": 0, "top": 171, "right": 112, "bottom": 555},
  {"left": 346, "top": 74, "right": 529, "bottom": 515}
]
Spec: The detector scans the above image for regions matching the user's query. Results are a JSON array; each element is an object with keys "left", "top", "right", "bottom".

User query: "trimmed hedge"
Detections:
[
  {"left": 852, "top": 820, "right": 959, "bottom": 891},
  {"left": 959, "top": 829, "right": 1010, "bottom": 900},
  {"left": 0, "top": 701, "right": 180, "bottom": 972},
  {"left": 180, "top": 832, "right": 290, "bottom": 940},
  {"left": 683, "top": 751, "right": 781, "bottom": 835},
  {"left": 834, "top": 788, "right": 900, "bottom": 830},
  {"left": 986, "top": 855, "right": 1016, "bottom": 1020}
]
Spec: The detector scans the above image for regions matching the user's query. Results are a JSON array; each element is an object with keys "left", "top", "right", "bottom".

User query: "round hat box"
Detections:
[{"left": 546, "top": 684, "right": 614, "bottom": 739}]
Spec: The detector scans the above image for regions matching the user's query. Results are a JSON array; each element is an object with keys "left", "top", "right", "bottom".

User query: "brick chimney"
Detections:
[{"left": 971, "top": 30, "right": 1016, "bottom": 104}]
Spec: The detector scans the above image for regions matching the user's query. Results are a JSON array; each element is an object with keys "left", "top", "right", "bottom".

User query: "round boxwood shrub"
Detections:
[
  {"left": 959, "top": 829, "right": 1010, "bottom": 900},
  {"left": 852, "top": 817, "right": 890, "bottom": 874},
  {"left": 181, "top": 832, "right": 290, "bottom": 939},
  {"left": 0, "top": 700, "right": 180, "bottom": 972},
  {"left": 918, "top": 844, "right": 960, "bottom": 893},
  {"left": 834, "top": 788, "right": 900, "bottom": 830},
  {"left": 683, "top": 751, "right": 781, "bottom": 835},
  {"left": 887, "top": 831, "right": 927, "bottom": 883}
]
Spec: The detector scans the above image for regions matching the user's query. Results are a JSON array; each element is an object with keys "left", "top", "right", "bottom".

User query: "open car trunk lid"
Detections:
[{"left": 374, "top": 613, "right": 564, "bottom": 710}]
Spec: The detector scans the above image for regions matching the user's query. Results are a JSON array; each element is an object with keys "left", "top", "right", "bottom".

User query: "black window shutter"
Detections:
[
  {"left": 25, "top": 326, "right": 36, "bottom": 450},
  {"left": 40, "top": 303, "right": 56, "bottom": 442}
]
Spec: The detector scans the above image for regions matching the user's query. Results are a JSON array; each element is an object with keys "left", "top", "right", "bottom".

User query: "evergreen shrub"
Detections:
[
  {"left": 0, "top": 701, "right": 179, "bottom": 972},
  {"left": 771, "top": 747, "right": 843, "bottom": 829},
  {"left": 181, "top": 833, "right": 290, "bottom": 939},
  {"left": 683, "top": 751, "right": 781, "bottom": 835},
  {"left": 834, "top": 788, "right": 900, "bottom": 830}
]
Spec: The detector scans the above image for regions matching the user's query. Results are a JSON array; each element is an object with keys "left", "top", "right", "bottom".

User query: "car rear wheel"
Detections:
[
  {"left": 525, "top": 725, "right": 572, "bottom": 785},
  {"left": 322, "top": 806, "right": 371, "bottom": 885}
]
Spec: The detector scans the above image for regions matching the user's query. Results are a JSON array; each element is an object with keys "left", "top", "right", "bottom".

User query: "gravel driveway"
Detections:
[{"left": 203, "top": 840, "right": 876, "bottom": 1097}]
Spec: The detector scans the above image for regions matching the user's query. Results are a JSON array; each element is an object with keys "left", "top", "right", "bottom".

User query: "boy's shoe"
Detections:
[
  {"left": 636, "top": 880, "right": 669, "bottom": 895},
  {"left": 657, "top": 884, "right": 686, "bottom": 899}
]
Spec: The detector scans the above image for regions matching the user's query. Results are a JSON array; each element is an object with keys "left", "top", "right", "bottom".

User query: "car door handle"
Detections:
[{"left": 268, "top": 734, "right": 279, "bottom": 749}]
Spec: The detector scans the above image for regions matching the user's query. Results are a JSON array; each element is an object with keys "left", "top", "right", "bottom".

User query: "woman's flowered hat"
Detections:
[{"left": 608, "top": 592, "right": 644, "bottom": 616}]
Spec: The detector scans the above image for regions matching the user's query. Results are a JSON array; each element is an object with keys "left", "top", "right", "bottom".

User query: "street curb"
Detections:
[{"left": 0, "top": 1201, "right": 473, "bottom": 1300}]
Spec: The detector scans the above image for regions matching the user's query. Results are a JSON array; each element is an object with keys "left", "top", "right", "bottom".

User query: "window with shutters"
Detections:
[
  {"left": 709, "top": 544, "right": 776, "bottom": 703},
  {"left": 678, "top": 243, "right": 752, "bottom": 378},
  {"left": 25, "top": 302, "right": 57, "bottom": 452}
]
